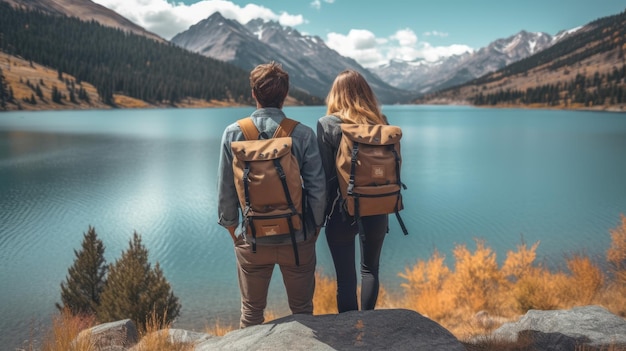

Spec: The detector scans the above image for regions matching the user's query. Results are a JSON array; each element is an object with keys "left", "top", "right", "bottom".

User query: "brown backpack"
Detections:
[
  {"left": 231, "top": 117, "right": 305, "bottom": 265},
  {"left": 336, "top": 123, "right": 408, "bottom": 235}
]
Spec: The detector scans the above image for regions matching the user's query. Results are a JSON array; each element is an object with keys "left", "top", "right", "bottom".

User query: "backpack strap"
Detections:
[
  {"left": 390, "top": 145, "right": 409, "bottom": 235},
  {"left": 273, "top": 118, "right": 299, "bottom": 138},
  {"left": 238, "top": 117, "right": 298, "bottom": 140},
  {"left": 274, "top": 116, "right": 307, "bottom": 254},
  {"left": 237, "top": 117, "right": 260, "bottom": 141}
]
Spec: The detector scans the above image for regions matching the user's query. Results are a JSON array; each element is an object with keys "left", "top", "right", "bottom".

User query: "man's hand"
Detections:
[{"left": 226, "top": 225, "right": 238, "bottom": 244}]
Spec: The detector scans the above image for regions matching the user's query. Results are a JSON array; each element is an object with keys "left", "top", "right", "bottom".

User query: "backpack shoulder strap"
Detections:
[
  {"left": 237, "top": 117, "right": 259, "bottom": 141},
  {"left": 273, "top": 118, "right": 299, "bottom": 138}
]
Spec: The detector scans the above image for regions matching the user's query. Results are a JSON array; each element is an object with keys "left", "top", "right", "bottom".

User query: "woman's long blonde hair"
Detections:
[{"left": 326, "top": 70, "right": 386, "bottom": 125}]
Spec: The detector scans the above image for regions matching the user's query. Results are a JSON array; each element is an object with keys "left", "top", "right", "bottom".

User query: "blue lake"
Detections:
[{"left": 1, "top": 105, "right": 625, "bottom": 348}]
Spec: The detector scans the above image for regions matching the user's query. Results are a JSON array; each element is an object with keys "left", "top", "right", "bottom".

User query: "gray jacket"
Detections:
[
  {"left": 217, "top": 108, "right": 326, "bottom": 244},
  {"left": 316, "top": 115, "right": 344, "bottom": 218}
]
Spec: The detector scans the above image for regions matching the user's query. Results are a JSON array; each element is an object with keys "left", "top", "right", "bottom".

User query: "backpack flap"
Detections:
[
  {"left": 231, "top": 136, "right": 292, "bottom": 162},
  {"left": 340, "top": 124, "right": 402, "bottom": 146},
  {"left": 231, "top": 136, "right": 303, "bottom": 237}
]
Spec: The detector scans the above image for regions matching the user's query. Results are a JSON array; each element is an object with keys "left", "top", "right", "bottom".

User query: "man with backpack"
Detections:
[{"left": 217, "top": 62, "right": 326, "bottom": 328}]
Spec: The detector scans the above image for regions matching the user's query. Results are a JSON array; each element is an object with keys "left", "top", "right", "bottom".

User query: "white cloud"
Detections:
[
  {"left": 92, "top": 0, "right": 305, "bottom": 39},
  {"left": 93, "top": 0, "right": 472, "bottom": 67},
  {"left": 390, "top": 28, "right": 417, "bottom": 47},
  {"left": 418, "top": 43, "right": 474, "bottom": 62},
  {"left": 326, "top": 30, "right": 386, "bottom": 67},
  {"left": 326, "top": 27, "right": 473, "bottom": 67},
  {"left": 310, "top": 0, "right": 335, "bottom": 10}
]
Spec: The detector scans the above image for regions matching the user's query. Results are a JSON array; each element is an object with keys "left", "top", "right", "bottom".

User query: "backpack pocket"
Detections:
[
  {"left": 245, "top": 208, "right": 302, "bottom": 237},
  {"left": 345, "top": 184, "right": 403, "bottom": 217}
]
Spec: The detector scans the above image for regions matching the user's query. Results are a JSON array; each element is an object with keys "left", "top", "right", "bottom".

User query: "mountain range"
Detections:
[
  {"left": 170, "top": 12, "right": 413, "bottom": 104},
  {"left": 417, "top": 10, "right": 625, "bottom": 109},
  {"left": 370, "top": 29, "right": 579, "bottom": 94},
  {"left": 1, "top": 0, "right": 623, "bottom": 110},
  {"left": 169, "top": 12, "right": 584, "bottom": 103}
]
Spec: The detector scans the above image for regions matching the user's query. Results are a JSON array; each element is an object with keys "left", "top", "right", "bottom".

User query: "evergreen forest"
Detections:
[
  {"left": 473, "top": 66, "right": 626, "bottom": 106},
  {"left": 0, "top": 2, "right": 255, "bottom": 106}
]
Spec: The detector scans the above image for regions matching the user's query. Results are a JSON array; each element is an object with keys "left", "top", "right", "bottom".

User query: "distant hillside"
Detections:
[
  {"left": 418, "top": 10, "right": 626, "bottom": 110},
  {"left": 1, "top": 0, "right": 164, "bottom": 42}
]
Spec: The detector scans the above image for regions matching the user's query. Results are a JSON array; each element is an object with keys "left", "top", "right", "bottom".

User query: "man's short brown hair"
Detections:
[{"left": 249, "top": 62, "right": 289, "bottom": 108}]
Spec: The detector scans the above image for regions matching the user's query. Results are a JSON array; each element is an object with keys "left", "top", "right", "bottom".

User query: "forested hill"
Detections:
[
  {"left": 0, "top": 2, "right": 320, "bottom": 110},
  {"left": 0, "top": 2, "right": 252, "bottom": 107},
  {"left": 418, "top": 10, "right": 626, "bottom": 110}
]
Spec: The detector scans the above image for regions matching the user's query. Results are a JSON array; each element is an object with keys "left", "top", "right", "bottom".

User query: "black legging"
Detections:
[{"left": 325, "top": 206, "right": 388, "bottom": 312}]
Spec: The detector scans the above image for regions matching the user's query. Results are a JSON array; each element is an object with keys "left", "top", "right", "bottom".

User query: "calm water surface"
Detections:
[{"left": 1, "top": 105, "right": 625, "bottom": 348}]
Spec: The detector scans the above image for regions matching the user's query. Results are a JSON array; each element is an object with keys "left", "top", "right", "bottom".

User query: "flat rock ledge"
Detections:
[
  {"left": 77, "top": 306, "right": 626, "bottom": 350},
  {"left": 195, "top": 309, "right": 464, "bottom": 351}
]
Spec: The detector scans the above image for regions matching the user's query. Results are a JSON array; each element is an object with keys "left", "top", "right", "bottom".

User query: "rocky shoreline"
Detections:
[{"left": 79, "top": 305, "right": 626, "bottom": 350}]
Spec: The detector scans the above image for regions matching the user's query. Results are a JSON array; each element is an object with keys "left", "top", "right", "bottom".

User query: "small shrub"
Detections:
[
  {"left": 607, "top": 214, "right": 626, "bottom": 285},
  {"left": 97, "top": 232, "right": 181, "bottom": 332},
  {"left": 450, "top": 239, "right": 507, "bottom": 313},
  {"left": 513, "top": 267, "right": 567, "bottom": 311},
  {"left": 563, "top": 255, "right": 604, "bottom": 305},
  {"left": 398, "top": 250, "right": 453, "bottom": 320}
]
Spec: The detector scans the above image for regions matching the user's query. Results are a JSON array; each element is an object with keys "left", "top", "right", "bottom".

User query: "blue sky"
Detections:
[{"left": 92, "top": 0, "right": 625, "bottom": 67}]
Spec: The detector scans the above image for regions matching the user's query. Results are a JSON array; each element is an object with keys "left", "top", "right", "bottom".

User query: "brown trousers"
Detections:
[{"left": 234, "top": 237, "right": 317, "bottom": 328}]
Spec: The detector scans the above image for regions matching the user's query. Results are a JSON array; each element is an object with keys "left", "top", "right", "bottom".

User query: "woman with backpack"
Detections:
[{"left": 316, "top": 69, "right": 394, "bottom": 312}]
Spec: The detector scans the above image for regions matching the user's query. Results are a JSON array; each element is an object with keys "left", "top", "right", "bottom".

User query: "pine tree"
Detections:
[
  {"left": 97, "top": 232, "right": 181, "bottom": 331},
  {"left": 56, "top": 226, "right": 107, "bottom": 315}
]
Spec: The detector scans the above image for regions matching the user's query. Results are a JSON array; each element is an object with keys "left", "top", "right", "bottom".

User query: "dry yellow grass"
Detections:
[
  {"left": 133, "top": 310, "right": 194, "bottom": 351},
  {"left": 41, "top": 309, "right": 96, "bottom": 351},
  {"left": 204, "top": 319, "right": 237, "bottom": 337}
]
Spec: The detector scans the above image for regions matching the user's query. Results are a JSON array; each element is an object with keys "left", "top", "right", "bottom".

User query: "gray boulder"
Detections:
[
  {"left": 196, "top": 309, "right": 465, "bottom": 351},
  {"left": 77, "top": 319, "right": 138, "bottom": 350},
  {"left": 491, "top": 305, "right": 626, "bottom": 349}
]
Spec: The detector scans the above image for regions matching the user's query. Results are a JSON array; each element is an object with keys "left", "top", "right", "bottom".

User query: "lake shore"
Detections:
[{"left": 416, "top": 97, "right": 626, "bottom": 113}]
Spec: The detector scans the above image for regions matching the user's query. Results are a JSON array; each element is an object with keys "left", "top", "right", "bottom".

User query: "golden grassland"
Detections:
[{"left": 36, "top": 215, "right": 626, "bottom": 350}]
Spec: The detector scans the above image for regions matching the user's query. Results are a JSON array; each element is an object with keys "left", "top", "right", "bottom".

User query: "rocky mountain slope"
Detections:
[{"left": 370, "top": 30, "right": 576, "bottom": 95}]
